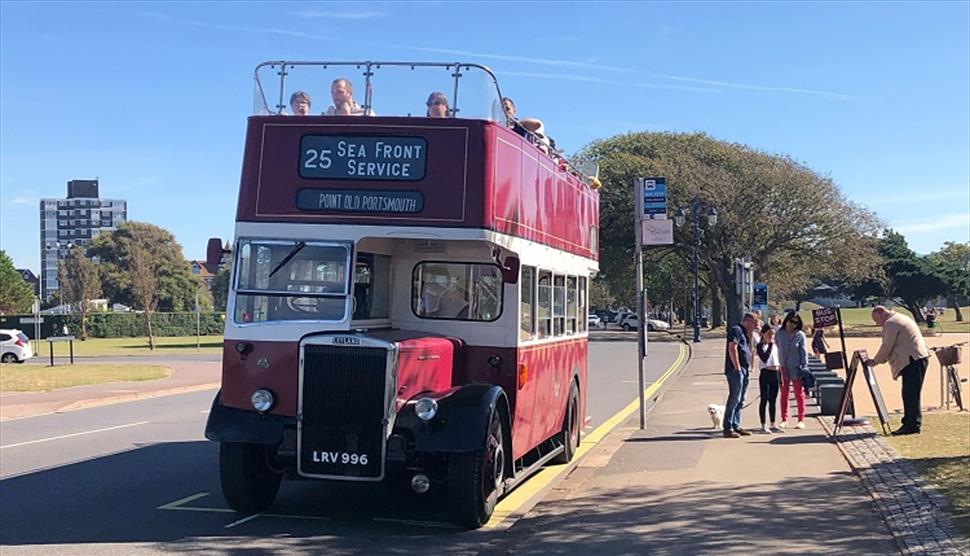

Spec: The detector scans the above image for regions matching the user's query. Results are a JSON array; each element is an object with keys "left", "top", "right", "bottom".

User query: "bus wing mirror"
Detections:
[{"left": 501, "top": 256, "right": 520, "bottom": 285}]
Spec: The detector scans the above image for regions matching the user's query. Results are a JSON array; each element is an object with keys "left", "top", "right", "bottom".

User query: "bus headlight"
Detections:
[
  {"left": 251, "top": 389, "right": 275, "bottom": 413},
  {"left": 415, "top": 397, "right": 438, "bottom": 421}
]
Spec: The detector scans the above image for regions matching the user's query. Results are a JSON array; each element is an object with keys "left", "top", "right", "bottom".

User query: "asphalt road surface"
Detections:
[{"left": 0, "top": 340, "right": 683, "bottom": 555}]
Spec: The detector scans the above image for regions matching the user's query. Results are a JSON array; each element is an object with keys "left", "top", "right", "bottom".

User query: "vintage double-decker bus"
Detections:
[{"left": 204, "top": 61, "right": 600, "bottom": 528}]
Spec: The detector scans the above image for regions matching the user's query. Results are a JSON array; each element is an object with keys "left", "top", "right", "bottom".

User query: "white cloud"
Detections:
[
  {"left": 144, "top": 13, "right": 852, "bottom": 99},
  {"left": 895, "top": 213, "right": 970, "bottom": 234},
  {"left": 292, "top": 10, "right": 387, "bottom": 19},
  {"left": 10, "top": 196, "right": 35, "bottom": 205}
]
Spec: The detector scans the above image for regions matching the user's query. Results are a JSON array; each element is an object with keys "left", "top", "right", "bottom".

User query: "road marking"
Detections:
[
  {"left": 157, "top": 492, "right": 214, "bottom": 510},
  {"left": 0, "top": 421, "right": 151, "bottom": 450},
  {"left": 224, "top": 513, "right": 263, "bottom": 529},
  {"left": 485, "top": 343, "right": 687, "bottom": 529}
]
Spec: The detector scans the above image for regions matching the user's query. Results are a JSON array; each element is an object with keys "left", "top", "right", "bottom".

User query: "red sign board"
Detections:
[{"left": 813, "top": 307, "right": 839, "bottom": 329}]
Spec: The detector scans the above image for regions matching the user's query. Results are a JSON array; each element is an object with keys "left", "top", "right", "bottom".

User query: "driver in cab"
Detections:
[{"left": 420, "top": 282, "right": 469, "bottom": 319}]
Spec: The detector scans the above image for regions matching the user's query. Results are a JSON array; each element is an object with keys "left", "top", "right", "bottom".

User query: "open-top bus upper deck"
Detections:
[{"left": 239, "top": 61, "right": 600, "bottom": 262}]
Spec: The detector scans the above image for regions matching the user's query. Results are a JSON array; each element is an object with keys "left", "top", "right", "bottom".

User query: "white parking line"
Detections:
[
  {"left": 0, "top": 421, "right": 151, "bottom": 450},
  {"left": 224, "top": 513, "right": 263, "bottom": 529}
]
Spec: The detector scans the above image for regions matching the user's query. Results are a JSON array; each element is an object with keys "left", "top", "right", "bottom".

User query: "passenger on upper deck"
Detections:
[
  {"left": 289, "top": 91, "right": 311, "bottom": 116},
  {"left": 324, "top": 78, "right": 374, "bottom": 116},
  {"left": 502, "top": 97, "right": 528, "bottom": 138},
  {"left": 426, "top": 91, "right": 450, "bottom": 118},
  {"left": 519, "top": 118, "right": 551, "bottom": 154}
]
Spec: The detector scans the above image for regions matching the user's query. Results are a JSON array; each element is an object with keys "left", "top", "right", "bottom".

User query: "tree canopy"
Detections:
[
  {"left": 579, "top": 132, "right": 882, "bottom": 324},
  {"left": 87, "top": 221, "right": 210, "bottom": 312},
  {"left": 0, "top": 250, "right": 34, "bottom": 314},
  {"left": 57, "top": 246, "right": 103, "bottom": 339}
]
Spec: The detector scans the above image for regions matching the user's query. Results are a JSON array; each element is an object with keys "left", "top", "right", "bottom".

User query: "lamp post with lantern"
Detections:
[{"left": 674, "top": 200, "right": 717, "bottom": 343}]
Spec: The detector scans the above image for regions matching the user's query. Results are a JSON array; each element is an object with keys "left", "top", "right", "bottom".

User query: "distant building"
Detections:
[
  {"left": 188, "top": 260, "right": 220, "bottom": 286},
  {"left": 39, "top": 179, "right": 127, "bottom": 301},
  {"left": 15, "top": 269, "right": 39, "bottom": 296}
]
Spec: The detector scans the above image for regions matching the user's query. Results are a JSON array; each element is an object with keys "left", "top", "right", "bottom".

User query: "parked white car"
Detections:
[
  {"left": 0, "top": 329, "right": 33, "bottom": 363},
  {"left": 619, "top": 315, "right": 671, "bottom": 332},
  {"left": 588, "top": 314, "right": 603, "bottom": 329}
]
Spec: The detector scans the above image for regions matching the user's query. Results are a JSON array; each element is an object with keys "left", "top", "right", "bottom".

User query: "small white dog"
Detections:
[{"left": 707, "top": 404, "right": 725, "bottom": 429}]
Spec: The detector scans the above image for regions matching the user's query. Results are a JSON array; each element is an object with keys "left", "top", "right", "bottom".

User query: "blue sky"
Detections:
[{"left": 2, "top": 1, "right": 968, "bottom": 273}]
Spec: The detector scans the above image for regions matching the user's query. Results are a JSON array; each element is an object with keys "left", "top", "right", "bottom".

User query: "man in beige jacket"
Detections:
[{"left": 870, "top": 306, "right": 930, "bottom": 435}]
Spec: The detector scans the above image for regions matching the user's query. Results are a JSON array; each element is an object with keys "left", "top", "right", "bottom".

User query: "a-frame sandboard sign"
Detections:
[{"left": 834, "top": 349, "right": 891, "bottom": 435}]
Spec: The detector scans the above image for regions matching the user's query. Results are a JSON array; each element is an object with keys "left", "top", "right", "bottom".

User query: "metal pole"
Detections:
[
  {"left": 692, "top": 200, "right": 701, "bottom": 343},
  {"left": 634, "top": 178, "right": 646, "bottom": 429}
]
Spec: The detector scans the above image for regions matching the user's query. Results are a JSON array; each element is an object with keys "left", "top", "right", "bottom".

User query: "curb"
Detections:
[{"left": 0, "top": 382, "right": 221, "bottom": 422}]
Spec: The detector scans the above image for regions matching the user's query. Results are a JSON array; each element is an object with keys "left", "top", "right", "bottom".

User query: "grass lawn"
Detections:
[
  {"left": 32, "top": 335, "right": 224, "bottom": 357},
  {"left": 885, "top": 411, "right": 970, "bottom": 540},
  {"left": 797, "top": 306, "right": 970, "bottom": 336},
  {"left": 0, "top": 363, "right": 172, "bottom": 393}
]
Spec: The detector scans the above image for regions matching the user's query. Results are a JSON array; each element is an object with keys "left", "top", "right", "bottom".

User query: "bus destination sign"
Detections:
[
  {"left": 299, "top": 135, "right": 427, "bottom": 181},
  {"left": 296, "top": 188, "right": 424, "bottom": 214}
]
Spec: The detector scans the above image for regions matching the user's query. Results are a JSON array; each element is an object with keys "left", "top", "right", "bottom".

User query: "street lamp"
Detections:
[{"left": 675, "top": 200, "right": 717, "bottom": 343}]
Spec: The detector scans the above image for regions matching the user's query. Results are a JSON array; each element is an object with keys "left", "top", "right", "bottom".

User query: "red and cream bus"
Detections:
[{"left": 205, "top": 61, "right": 600, "bottom": 528}]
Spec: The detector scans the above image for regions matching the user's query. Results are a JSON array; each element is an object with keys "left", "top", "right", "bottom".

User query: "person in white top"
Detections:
[
  {"left": 756, "top": 324, "right": 783, "bottom": 433},
  {"left": 324, "top": 78, "right": 375, "bottom": 116}
]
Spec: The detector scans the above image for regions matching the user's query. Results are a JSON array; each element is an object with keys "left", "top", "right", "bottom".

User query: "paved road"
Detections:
[{"left": 0, "top": 340, "right": 682, "bottom": 555}]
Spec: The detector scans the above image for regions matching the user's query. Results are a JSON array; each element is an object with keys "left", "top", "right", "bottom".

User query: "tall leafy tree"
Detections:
[
  {"left": 0, "top": 250, "right": 35, "bottom": 314},
  {"left": 878, "top": 230, "right": 946, "bottom": 323},
  {"left": 57, "top": 246, "right": 102, "bottom": 339},
  {"left": 927, "top": 241, "right": 970, "bottom": 321},
  {"left": 87, "top": 222, "right": 208, "bottom": 312},
  {"left": 579, "top": 132, "right": 883, "bottom": 325},
  {"left": 129, "top": 245, "right": 160, "bottom": 349},
  {"left": 210, "top": 266, "right": 231, "bottom": 312}
]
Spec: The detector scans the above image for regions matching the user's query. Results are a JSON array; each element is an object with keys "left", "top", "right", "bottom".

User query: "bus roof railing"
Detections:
[{"left": 252, "top": 60, "right": 599, "bottom": 187}]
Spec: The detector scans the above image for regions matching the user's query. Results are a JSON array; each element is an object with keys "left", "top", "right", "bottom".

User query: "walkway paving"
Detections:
[
  {"left": 826, "top": 419, "right": 968, "bottom": 555},
  {"left": 492, "top": 342, "right": 904, "bottom": 555}
]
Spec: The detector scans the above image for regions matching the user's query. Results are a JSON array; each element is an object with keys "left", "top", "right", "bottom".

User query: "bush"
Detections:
[{"left": 0, "top": 312, "right": 226, "bottom": 339}]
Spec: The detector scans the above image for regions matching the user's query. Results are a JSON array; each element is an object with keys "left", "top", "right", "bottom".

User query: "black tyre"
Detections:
[
  {"left": 622, "top": 323, "right": 632, "bottom": 331},
  {"left": 1, "top": 353, "right": 17, "bottom": 363},
  {"left": 219, "top": 442, "right": 282, "bottom": 514},
  {"left": 449, "top": 409, "right": 505, "bottom": 528},
  {"left": 552, "top": 382, "right": 580, "bottom": 464}
]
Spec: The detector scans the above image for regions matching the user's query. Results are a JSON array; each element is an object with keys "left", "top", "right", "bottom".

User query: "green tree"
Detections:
[
  {"left": 878, "top": 230, "right": 946, "bottom": 323},
  {"left": 129, "top": 244, "right": 160, "bottom": 349},
  {"left": 927, "top": 241, "right": 970, "bottom": 321},
  {"left": 87, "top": 222, "right": 207, "bottom": 312},
  {"left": 210, "top": 266, "right": 231, "bottom": 312},
  {"left": 0, "top": 250, "right": 34, "bottom": 314},
  {"left": 57, "top": 246, "right": 103, "bottom": 339},
  {"left": 579, "top": 132, "right": 882, "bottom": 325}
]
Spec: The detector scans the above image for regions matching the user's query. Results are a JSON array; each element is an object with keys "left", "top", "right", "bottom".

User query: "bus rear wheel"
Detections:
[
  {"left": 552, "top": 383, "right": 580, "bottom": 464},
  {"left": 449, "top": 409, "right": 505, "bottom": 528},
  {"left": 219, "top": 442, "right": 282, "bottom": 514}
]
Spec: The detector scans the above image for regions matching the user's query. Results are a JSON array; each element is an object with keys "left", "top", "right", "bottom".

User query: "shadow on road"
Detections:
[{"left": 0, "top": 441, "right": 489, "bottom": 553}]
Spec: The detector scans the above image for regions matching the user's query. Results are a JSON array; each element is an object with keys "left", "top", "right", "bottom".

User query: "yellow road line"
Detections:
[{"left": 485, "top": 343, "right": 688, "bottom": 528}]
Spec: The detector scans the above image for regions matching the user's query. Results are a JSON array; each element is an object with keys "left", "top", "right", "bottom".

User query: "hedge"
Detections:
[{"left": 0, "top": 312, "right": 226, "bottom": 339}]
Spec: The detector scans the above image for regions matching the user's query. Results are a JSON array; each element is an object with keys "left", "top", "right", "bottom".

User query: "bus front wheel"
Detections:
[
  {"left": 219, "top": 442, "right": 282, "bottom": 514},
  {"left": 449, "top": 409, "right": 506, "bottom": 528}
]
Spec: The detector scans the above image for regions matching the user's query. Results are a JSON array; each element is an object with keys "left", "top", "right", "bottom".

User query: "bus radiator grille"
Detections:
[{"left": 299, "top": 345, "right": 387, "bottom": 479}]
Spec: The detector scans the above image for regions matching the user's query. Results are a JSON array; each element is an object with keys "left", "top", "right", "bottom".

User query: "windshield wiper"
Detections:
[{"left": 268, "top": 241, "right": 306, "bottom": 279}]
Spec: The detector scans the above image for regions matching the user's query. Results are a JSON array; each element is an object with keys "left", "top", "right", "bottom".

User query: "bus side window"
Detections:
[
  {"left": 353, "top": 253, "right": 391, "bottom": 320},
  {"left": 520, "top": 266, "right": 536, "bottom": 340},
  {"left": 537, "top": 270, "right": 552, "bottom": 338},
  {"left": 553, "top": 274, "right": 565, "bottom": 336},
  {"left": 566, "top": 276, "right": 577, "bottom": 334}
]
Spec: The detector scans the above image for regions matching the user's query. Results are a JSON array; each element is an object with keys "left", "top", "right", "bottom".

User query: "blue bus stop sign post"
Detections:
[{"left": 753, "top": 283, "right": 769, "bottom": 315}]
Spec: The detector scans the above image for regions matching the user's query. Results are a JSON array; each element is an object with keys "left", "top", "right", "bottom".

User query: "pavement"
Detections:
[
  {"left": 492, "top": 341, "right": 927, "bottom": 555},
  {"left": 0, "top": 358, "right": 220, "bottom": 421}
]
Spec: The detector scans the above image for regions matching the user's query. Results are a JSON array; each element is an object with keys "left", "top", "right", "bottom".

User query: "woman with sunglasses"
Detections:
[
  {"left": 426, "top": 91, "right": 450, "bottom": 118},
  {"left": 776, "top": 311, "right": 809, "bottom": 429}
]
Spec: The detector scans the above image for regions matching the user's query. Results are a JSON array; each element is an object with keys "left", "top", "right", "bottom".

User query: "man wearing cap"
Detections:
[{"left": 869, "top": 306, "right": 931, "bottom": 435}]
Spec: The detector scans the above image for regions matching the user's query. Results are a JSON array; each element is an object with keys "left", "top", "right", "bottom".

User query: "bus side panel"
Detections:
[
  {"left": 486, "top": 123, "right": 599, "bottom": 261},
  {"left": 220, "top": 340, "right": 300, "bottom": 417},
  {"left": 518, "top": 339, "right": 588, "bottom": 455},
  {"left": 457, "top": 346, "right": 525, "bottom": 458}
]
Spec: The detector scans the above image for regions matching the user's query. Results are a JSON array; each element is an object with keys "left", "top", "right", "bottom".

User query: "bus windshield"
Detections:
[
  {"left": 253, "top": 62, "right": 507, "bottom": 123},
  {"left": 234, "top": 239, "right": 351, "bottom": 323}
]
